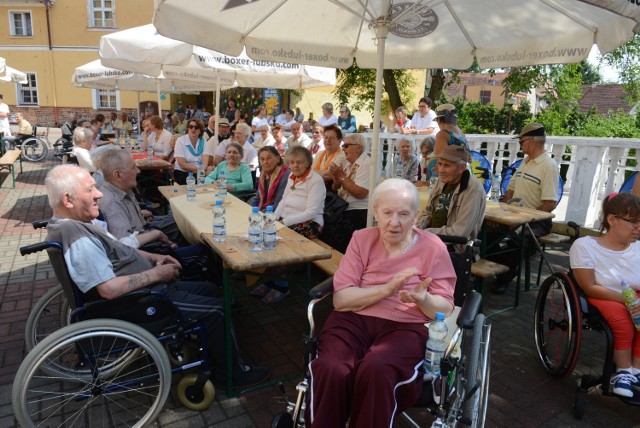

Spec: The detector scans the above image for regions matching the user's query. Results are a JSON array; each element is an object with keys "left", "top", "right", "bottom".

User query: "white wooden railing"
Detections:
[{"left": 361, "top": 132, "right": 640, "bottom": 228}]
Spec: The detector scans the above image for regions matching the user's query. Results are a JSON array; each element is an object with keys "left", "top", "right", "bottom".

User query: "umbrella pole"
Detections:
[
  {"left": 137, "top": 91, "right": 141, "bottom": 130},
  {"left": 215, "top": 75, "right": 221, "bottom": 140},
  {"left": 366, "top": 25, "right": 389, "bottom": 227},
  {"left": 156, "top": 79, "right": 162, "bottom": 115}
]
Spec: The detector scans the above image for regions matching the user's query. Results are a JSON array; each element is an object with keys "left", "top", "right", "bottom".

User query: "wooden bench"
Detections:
[
  {"left": 0, "top": 149, "right": 22, "bottom": 189},
  {"left": 311, "top": 238, "right": 344, "bottom": 277},
  {"left": 471, "top": 258, "right": 509, "bottom": 278}
]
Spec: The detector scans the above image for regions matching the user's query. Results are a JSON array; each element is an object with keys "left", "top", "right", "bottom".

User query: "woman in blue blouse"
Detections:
[
  {"left": 337, "top": 105, "right": 357, "bottom": 133},
  {"left": 204, "top": 142, "right": 253, "bottom": 194}
]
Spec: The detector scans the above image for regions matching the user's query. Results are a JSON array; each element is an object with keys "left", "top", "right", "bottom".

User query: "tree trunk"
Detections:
[
  {"left": 427, "top": 69, "right": 446, "bottom": 103},
  {"left": 383, "top": 69, "right": 403, "bottom": 112}
]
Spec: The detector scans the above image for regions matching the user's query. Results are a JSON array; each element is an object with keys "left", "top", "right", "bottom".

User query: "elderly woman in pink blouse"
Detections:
[{"left": 308, "top": 178, "right": 456, "bottom": 428}]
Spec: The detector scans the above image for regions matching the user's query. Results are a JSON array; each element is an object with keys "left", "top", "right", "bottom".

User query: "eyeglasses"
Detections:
[
  {"left": 342, "top": 143, "right": 354, "bottom": 148},
  {"left": 518, "top": 137, "right": 530, "bottom": 144},
  {"left": 313, "top": 131, "right": 322, "bottom": 134},
  {"left": 615, "top": 215, "right": 640, "bottom": 227},
  {"left": 187, "top": 125, "right": 199, "bottom": 129},
  {"left": 339, "top": 110, "right": 347, "bottom": 113},
  {"left": 418, "top": 104, "right": 428, "bottom": 108}
]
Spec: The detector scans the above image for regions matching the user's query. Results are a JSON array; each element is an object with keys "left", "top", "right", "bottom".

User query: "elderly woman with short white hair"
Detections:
[
  {"left": 392, "top": 138, "right": 419, "bottom": 182},
  {"left": 71, "top": 126, "right": 96, "bottom": 172},
  {"left": 309, "top": 178, "right": 456, "bottom": 427}
]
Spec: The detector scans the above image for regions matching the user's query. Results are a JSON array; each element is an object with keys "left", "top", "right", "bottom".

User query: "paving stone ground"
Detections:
[{"left": 1, "top": 137, "right": 639, "bottom": 427}]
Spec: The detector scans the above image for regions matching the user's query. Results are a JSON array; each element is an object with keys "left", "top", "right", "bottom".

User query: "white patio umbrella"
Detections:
[
  {"left": 0, "top": 66, "right": 28, "bottom": 84},
  {"left": 153, "top": 0, "right": 639, "bottom": 225},
  {"left": 99, "top": 24, "right": 335, "bottom": 139},
  {"left": 0, "top": 57, "right": 6, "bottom": 76}
]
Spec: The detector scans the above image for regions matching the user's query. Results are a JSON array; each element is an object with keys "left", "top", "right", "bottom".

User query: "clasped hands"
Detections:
[{"left": 387, "top": 267, "right": 433, "bottom": 304}]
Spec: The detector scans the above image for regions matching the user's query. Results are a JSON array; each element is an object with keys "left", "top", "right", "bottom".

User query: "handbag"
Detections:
[{"left": 323, "top": 191, "right": 349, "bottom": 225}]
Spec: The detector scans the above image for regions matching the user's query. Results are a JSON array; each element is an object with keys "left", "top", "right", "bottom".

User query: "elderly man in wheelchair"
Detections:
[
  {"left": 13, "top": 165, "right": 270, "bottom": 426},
  {"left": 272, "top": 178, "right": 490, "bottom": 428}
]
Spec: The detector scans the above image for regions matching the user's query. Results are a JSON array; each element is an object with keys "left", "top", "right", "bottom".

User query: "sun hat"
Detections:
[
  {"left": 513, "top": 122, "right": 545, "bottom": 138},
  {"left": 437, "top": 144, "right": 470, "bottom": 163},
  {"left": 218, "top": 118, "right": 230, "bottom": 127}
]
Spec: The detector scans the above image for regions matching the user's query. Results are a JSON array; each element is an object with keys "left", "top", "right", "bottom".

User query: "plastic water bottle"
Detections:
[
  {"left": 248, "top": 207, "right": 263, "bottom": 251},
  {"left": 125, "top": 138, "right": 132, "bottom": 152},
  {"left": 424, "top": 312, "right": 448, "bottom": 379},
  {"left": 147, "top": 145, "right": 153, "bottom": 161},
  {"left": 186, "top": 172, "right": 196, "bottom": 202},
  {"left": 621, "top": 281, "right": 640, "bottom": 331},
  {"left": 489, "top": 172, "right": 501, "bottom": 206},
  {"left": 218, "top": 171, "right": 228, "bottom": 200},
  {"left": 196, "top": 160, "right": 205, "bottom": 186},
  {"left": 395, "top": 158, "right": 403, "bottom": 178},
  {"left": 263, "top": 205, "right": 277, "bottom": 250},
  {"left": 212, "top": 200, "right": 226, "bottom": 242}
]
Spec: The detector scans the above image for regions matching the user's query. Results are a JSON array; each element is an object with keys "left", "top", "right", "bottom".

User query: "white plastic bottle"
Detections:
[
  {"left": 196, "top": 160, "right": 205, "bottom": 186},
  {"left": 147, "top": 144, "right": 153, "bottom": 161},
  {"left": 212, "top": 200, "right": 226, "bottom": 242},
  {"left": 248, "top": 206, "right": 263, "bottom": 252},
  {"left": 424, "top": 312, "right": 448, "bottom": 379},
  {"left": 621, "top": 281, "right": 640, "bottom": 331},
  {"left": 263, "top": 205, "right": 277, "bottom": 250},
  {"left": 125, "top": 137, "right": 132, "bottom": 152},
  {"left": 218, "top": 171, "right": 228, "bottom": 200},
  {"left": 186, "top": 172, "right": 196, "bottom": 202},
  {"left": 489, "top": 172, "right": 501, "bottom": 206}
]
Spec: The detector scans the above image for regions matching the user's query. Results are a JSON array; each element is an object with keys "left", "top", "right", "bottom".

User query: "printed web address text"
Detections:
[
  {"left": 480, "top": 46, "right": 590, "bottom": 65},
  {"left": 198, "top": 54, "right": 300, "bottom": 69},
  {"left": 250, "top": 47, "right": 351, "bottom": 65}
]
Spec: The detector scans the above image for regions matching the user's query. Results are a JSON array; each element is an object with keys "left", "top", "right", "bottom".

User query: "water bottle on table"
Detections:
[
  {"left": 217, "top": 171, "right": 228, "bottom": 200},
  {"left": 147, "top": 145, "right": 153, "bottom": 161},
  {"left": 621, "top": 281, "right": 640, "bottom": 331},
  {"left": 488, "top": 172, "right": 501, "bottom": 207},
  {"left": 248, "top": 207, "right": 263, "bottom": 252},
  {"left": 263, "top": 205, "right": 277, "bottom": 250},
  {"left": 186, "top": 172, "right": 196, "bottom": 202},
  {"left": 424, "top": 312, "right": 448, "bottom": 380},
  {"left": 196, "top": 160, "right": 205, "bottom": 186},
  {"left": 212, "top": 200, "right": 226, "bottom": 242}
]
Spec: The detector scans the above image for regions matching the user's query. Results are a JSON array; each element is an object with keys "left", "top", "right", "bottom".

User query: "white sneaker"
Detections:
[{"left": 610, "top": 370, "right": 637, "bottom": 398}]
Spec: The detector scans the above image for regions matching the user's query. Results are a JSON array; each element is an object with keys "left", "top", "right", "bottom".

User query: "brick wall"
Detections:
[{"left": 7, "top": 105, "right": 139, "bottom": 127}]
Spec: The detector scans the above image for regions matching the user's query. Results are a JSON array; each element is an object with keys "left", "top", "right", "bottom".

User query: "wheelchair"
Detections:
[
  {"left": 534, "top": 271, "right": 640, "bottom": 419},
  {"left": 271, "top": 236, "right": 491, "bottom": 428},
  {"left": 4, "top": 125, "right": 49, "bottom": 162},
  {"left": 13, "top": 240, "right": 217, "bottom": 427}
]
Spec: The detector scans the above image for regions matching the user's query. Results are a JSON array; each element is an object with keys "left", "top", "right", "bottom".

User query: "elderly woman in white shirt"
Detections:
[
  {"left": 71, "top": 126, "right": 96, "bottom": 172},
  {"left": 173, "top": 118, "right": 206, "bottom": 184},
  {"left": 143, "top": 115, "right": 172, "bottom": 160},
  {"left": 252, "top": 146, "right": 326, "bottom": 304}
]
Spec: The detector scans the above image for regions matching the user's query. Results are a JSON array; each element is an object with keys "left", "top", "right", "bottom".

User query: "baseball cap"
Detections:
[
  {"left": 514, "top": 122, "right": 545, "bottom": 139},
  {"left": 218, "top": 118, "right": 230, "bottom": 127},
  {"left": 437, "top": 144, "right": 470, "bottom": 163}
]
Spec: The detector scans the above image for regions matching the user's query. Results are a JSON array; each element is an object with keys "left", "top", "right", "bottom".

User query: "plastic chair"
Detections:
[
  {"left": 470, "top": 150, "right": 492, "bottom": 194},
  {"left": 620, "top": 171, "right": 637, "bottom": 193}
]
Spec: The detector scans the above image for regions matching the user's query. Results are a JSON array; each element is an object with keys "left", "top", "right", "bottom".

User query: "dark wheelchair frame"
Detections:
[
  {"left": 534, "top": 270, "right": 640, "bottom": 420},
  {"left": 3, "top": 125, "right": 49, "bottom": 162},
  {"left": 271, "top": 236, "right": 492, "bottom": 428},
  {"left": 13, "top": 239, "right": 218, "bottom": 427}
]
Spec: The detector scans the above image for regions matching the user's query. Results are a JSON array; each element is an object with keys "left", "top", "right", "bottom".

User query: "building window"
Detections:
[
  {"left": 18, "top": 73, "right": 38, "bottom": 106},
  {"left": 94, "top": 89, "right": 119, "bottom": 110},
  {"left": 10, "top": 11, "right": 33, "bottom": 36},
  {"left": 480, "top": 90, "right": 491, "bottom": 105},
  {"left": 88, "top": 0, "right": 115, "bottom": 28}
]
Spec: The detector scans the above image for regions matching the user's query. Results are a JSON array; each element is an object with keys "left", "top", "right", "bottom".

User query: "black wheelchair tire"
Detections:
[
  {"left": 20, "top": 137, "right": 48, "bottom": 162},
  {"left": 534, "top": 272, "right": 582, "bottom": 378},
  {"left": 271, "top": 411, "right": 294, "bottom": 428}
]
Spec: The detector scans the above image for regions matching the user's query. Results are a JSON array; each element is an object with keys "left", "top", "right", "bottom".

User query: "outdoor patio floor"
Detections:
[{"left": 1, "top": 149, "right": 639, "bottom": 427}]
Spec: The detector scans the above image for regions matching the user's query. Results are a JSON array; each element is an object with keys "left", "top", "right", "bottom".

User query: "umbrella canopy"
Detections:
[
  {"left": 154, "top": 0, "right": 638, "bottom": 69},
  {"left": 99, "top": 25, "right": 335, "bottom": 90},
  {"left": 154, "top": 0, "right": 640, "bottom": 225},
  {"left": 0, "top": 57, "right": 5, "bottom": 76},
  {"left": 0, "top": 65, "right": 27, "bottom": 84},
  {"left": 73, "top": 60, "right": 211, "bottom": 93}
]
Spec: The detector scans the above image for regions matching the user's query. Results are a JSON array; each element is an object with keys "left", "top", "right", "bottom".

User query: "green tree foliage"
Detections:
[
  {"left": 332, "top": 63, "right": 417, "bottom": 115},
  {"left": 600, "top": 33, "right": 640, "bottom": 103},
  {"left": 454, "top": 100, "right": 533, "bottom": 135}
]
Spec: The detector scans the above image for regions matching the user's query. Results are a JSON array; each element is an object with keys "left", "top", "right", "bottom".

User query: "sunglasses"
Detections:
[
  {"left": 339, "top": 110, "right": 347, "bottom": 113},
  {"left": 313, "top": 131, "right": 322, "bottom": 134},
  {"left": 419, "top": 104, "right": 428, "bottom": 108},
  {"left": 187, "top": 125, "right": 199, "bottom": 129}
]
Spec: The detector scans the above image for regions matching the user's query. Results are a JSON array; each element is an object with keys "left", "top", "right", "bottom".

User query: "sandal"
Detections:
[
  {"left": 262, "top": 288, "right": 291, "bottom": 304},
  {"left": 250, "top": 283, "right": 272, "bottom": 297}
]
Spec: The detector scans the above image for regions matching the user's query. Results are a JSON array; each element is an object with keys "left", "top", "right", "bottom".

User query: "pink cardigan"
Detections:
[{"left": 333, "top": 227, "right": 456, "bottom": 323}]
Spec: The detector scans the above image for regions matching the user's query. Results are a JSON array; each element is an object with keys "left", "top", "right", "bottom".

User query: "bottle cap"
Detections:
[
  {"left": 252, "top": 206, "right": 259, "bottom": 213},
  {"left": 435, "top": 312, "right": 445, "bottom": 320},
  {"left": 216, "top": 200, "right": 222, "bottom": 205},
  {"left": 266, "top": 205, "right": 273, "bottom": 211}
]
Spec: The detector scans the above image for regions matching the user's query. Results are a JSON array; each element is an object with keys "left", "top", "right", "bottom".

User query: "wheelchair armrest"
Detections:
[
  {"left": 567, "top": 221, "right": 581, "bottom": 239},
  {"left": 309, "top": 276, "right": 334, "bottom": 299},
  {"left": 456, "top": 291, "right": 482, "bottom": 329},
  {"left": 32, "top": 219, "right": 49, "bottom": 229}
]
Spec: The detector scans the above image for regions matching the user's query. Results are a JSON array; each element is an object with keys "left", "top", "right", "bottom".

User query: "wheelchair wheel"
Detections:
[
  {"left": 12, "top": 318, "right": 171, "bottom": 427},
  {"left": 176, "top": 374, "right": 215, "bottom": 411},
  {"left": 24, "top": 283, "right": 71, "bottom": 351},
  {"left": 21, "top": 137, "right": 49, "bottom": 162},
  {"left": 271, "top": 411, "right": 295, "bottom": 428},
  {"left": 463, "top": 314, "right": 491, "bottom": 428},
  {"left": 534, "top": 272, "right": 582, "bottom": 378}
]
